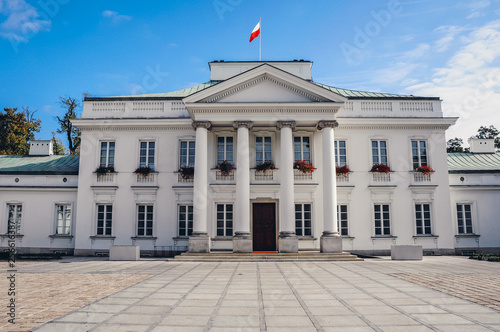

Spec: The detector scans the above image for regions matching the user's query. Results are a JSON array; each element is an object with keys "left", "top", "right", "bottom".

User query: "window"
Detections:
[
  {"left": 411, "top": 140, "right": 428, "bottom": 169},
  {"left": 178, "top": 205, "right": 193, "bottom": 237},
  {"left": 457, "top": 204, "right": 473, "bottom": 234},
  {"left": 295, "top": 203, "right": 312, "bottom": 236},
  {"left": 137, "top": 205, "right": 153, "bottom": 236},
  {"left": 372, "top": 140, "right": 387, "bottom": 165},
  {"left": 256, "top": 136, "right": 272, "bottom": 164},
  {"left": 337, "top": 205, "right": 348, "bottom": 236},
  {"left": 179, "top": 140, "right": 195, "bottom": 167},
  {"left": 415, "top": 203, "right": 432, "bottom": 235},
  {"left": 100, "top": 142, "right": 115, "bottom": 167},
  {"left": 7, "top": 204, "right": 22, "bottom": 234},
  {"left": 374, "top": 204, "right": 390, "bottom": 235},
  {"left": 217, "top": 137, "right": 233, "bottom": 164},
  {"left": 96, "top": 204, "right": 112, "bottom": 236},
  {"left": 216, "top": 204, "right": 233, "bottom": 237},
  {"left": 139, "top": 141, "right": 155, "bottom": 170},
  {"left": 294, "top": 137, "right": 310, "bottom": 162},
  {"left": 55, "top": 204, "right": 71, "bottom": 235},
  {"left": 334, "top": 140, "right": 347, "bottom": 167}
]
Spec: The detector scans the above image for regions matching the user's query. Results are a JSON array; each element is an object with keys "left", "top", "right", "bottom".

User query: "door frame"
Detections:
[{"left": 251, "top": 199, "right": 279, "bottom": 251}]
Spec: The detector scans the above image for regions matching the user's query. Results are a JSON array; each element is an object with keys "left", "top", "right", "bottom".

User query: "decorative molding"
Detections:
[
  {"left": 233, "top": 121, "right": 254, "bottom": 130},
  {"left": 204, "top": 75, "right": 323, "bottom": 103},
  {"left": 317, "top": 120, "right": 339, "bottom": 130},
  {"left": 192, "top": 121, "right": 212, "bottom": 130},
  {"left": 79, "top": 126, "right": 192, "bottom": 132},
  {"left": 337, "top": 125, "right": 451, "bottom": 131},
  {"left": 276, "top": 121, "right": 296, "bottom": 130},
  {"left": 192, "top": 109, "right": 335, "bottom": 114}
]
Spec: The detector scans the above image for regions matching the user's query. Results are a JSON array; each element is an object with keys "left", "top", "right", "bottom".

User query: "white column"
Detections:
[
  {"left": 277, "top": 121, "right": 298, "bottom": 253},
  {"left": 318, "top": 120, "right": 342, "bottom": 253},
  {"left": 233, "top": 121, "right": 253, "bottom": 252},
  {"left": 190, "top": 121, "right": 211, "bottom": 253}
]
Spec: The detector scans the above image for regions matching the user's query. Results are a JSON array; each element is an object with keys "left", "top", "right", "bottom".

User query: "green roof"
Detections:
[
  {"left": 447, "top": 153, "right": 500, "bottom": 173},
  {"left": 313, "top": 82, "right": 438, "bottom": 100},
  {"left": 0, "top": 155, "right": 80, "bottom": 175}
]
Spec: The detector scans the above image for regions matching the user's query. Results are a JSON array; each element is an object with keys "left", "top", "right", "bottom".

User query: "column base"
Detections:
[
  {"left": 188, "top": 233, "right": 210, "bottom": 253},
  {"left": 320, "top": 231, "right": 342, "bottom": 253},
  {"left": 233, "top": 232, "right": 252, "bottom": 253},
  {"left": 278, "top": 232, "right": 298, "bottom": 253}
]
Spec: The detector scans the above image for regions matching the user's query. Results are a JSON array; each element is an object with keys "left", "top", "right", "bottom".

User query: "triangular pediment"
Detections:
[{"left": 183, "top": 64, "right": 348, "bottom": 105}]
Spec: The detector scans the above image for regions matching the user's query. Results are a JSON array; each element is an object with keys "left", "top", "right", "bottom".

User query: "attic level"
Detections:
[
  {"left": 209, "top": 60, "right": 312, "bottom": 81},
  {"left": 468, "top": 138, "right": 496, "bottom": 153}
]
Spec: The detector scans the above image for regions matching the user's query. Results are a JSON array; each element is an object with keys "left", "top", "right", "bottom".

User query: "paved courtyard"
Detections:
[{"left": 1, "top": 256, "right": 499, "bottom": 331}]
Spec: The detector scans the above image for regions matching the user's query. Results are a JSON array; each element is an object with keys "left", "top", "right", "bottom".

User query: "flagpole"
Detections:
[{"left": 259, "top": 17, "right": 261, "bottom": 61}]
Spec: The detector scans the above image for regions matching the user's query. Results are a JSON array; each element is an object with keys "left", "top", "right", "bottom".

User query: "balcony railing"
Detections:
[
  {"left": 253, "top": 169, "right": 275, "bottom": 181},
  {"left": 294, "top": 169, "right": 313, "bottom": 181},
  {"left": 413, "top": 172, "right": 431, "bottom": 182},
  {"left": 336, "top": 173, "right": 350, "bottom": 183},
  {"left": 372, "top": 172, "right": 391, "bottom": 182},
  {"left": 215, "top": 170, "right": 235, "bottom": 181},
  {"left": 96, "top": 173, "right": 116, "bottom": 183},
  {"left": 177, "top": 174, "right": 193, "bottom": 183},
  {"left": 135, "top": 172, "right": 157, "bottom": 185}
]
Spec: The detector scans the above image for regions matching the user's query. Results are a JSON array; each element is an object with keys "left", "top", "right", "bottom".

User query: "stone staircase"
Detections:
[{"left": 173, "top": 251, "right": 363, "bottom": 262}]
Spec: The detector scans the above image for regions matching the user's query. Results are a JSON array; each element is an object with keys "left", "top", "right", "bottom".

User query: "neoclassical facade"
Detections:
[{"left": 1, "top": 60, "right": 499, "bottom": 256}]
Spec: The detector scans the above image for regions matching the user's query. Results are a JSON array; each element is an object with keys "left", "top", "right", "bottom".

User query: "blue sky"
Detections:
[{"left": 1, "top": 0, "right": 499, "bottom": 147}]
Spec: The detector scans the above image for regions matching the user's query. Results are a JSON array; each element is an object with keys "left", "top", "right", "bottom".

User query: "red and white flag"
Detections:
[{"left": 249, "top": 21, "right": 260, "bottom": 42}]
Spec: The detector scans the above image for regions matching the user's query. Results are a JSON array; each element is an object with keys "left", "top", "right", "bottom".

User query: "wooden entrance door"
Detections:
[{"left": 252, "top": 203, "right": 276, "bottom": 251}]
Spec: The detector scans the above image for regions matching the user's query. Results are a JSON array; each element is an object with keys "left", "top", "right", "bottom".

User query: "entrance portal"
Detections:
[{"left": 252, "top": 203, "right": 276, "bottom": 252}]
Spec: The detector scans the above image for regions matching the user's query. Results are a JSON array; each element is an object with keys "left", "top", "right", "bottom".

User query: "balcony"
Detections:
[
  {"left": 336, "top": 173, "right": 350, "bottom": 183},
  {"left": 413, "top": 172, "right": 432, "bottom": 182},
  {"left": 215, "top": 170, "right": 235, "bottom": 181},
  {"left": 252, "top": 169, "right": 275, "bottom": 182},
  {"left": 135, "top": 172, "right": 157, "bottom": 185},
  {"left": 294, "top": 169, "right": 313, "bottom": 181},
  {"left": 95, "top": 172, "right": 116, "bottom": 184},
  {"left": 177, "top": 174, "right": 193, "bottom": 183},
  {"left": 371, "top": 172, "right": 391, "bottom": 182}
]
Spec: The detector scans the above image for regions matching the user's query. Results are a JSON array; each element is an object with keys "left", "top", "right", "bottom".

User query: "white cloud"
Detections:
[
  {"left": 0, "top": 0, "right": 51, "bottom": 41},
  {"left": 434, "top": 25, "right": 465, "bottom": 52},
  {"left": 466, "top": 0, "right": 490, "bottom": 19},
  {"left": 406, "top": 19, "right": 500, "bottom": 142},
  {"left": 102, "top": 10, "right": 132, "bottom": 24}
]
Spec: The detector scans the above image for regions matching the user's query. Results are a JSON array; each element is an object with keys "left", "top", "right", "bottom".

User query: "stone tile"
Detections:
[
  {"left": 211, "top": 315, "right": 260, "bottom": 327},
  {"left": 379, "top": 326, "right": 434, "bottom": 332},
  {"left": 159, "top": 315, "right": 211, "bottom": 326},
  {"left": 35, "top": 322, "right": 96, "bottom": 331},
  {"left": 80, "top": 304, "right": 129, "bottom": 313},
  {"left": 210, "top": 328, "right": 260, "bottom": 332},
  {"left": 93, "top": 324, "right": 150, "bottom": 332},
  {"left": 177, "top": 299, "right": 220, "bottom": 307},
  {"left": 123, "top": 305, "right": 172, "bottom": 315},
  {"left": 307, "top": 306, "right": 353, "bottom": 316},
  {"left": 461, "top": 313, "right": 500, "bottom": 324},
  {"left": 363, "top": 314, "right": 419, "bottom": 326},
  {"left": 263, "top": 307, "right": 307, "bottom": 316},
  {"left": 322, "top": 327, "right": 374, "bottom": 332},
  {"left": 170, "top": 306, "right": 216, "bottom": 316},
  {"left": 315, "top": 315, "right": 369, "bottom": 327},
  {"left": 217, "top": 306, "right": 260, "bottom": 316},
  {"left": 353, "top": 305, "right": 400, "bottom": 315},
  {"left": 265, "top": 315, "right": 314, "bottom": 327},
  {"left": 152, "top": 326, "right": 204, "bottom": 332},
  {"left": 431, "top": 325, "right": 494, "bottom": 332},
  {"left": 411, "top": 313, "right": 476, "bottom": 325},
  {"left": 397, "top": 304, "right": 448, "bottom": 314},
  {"left": 267, "top": 327, "right": 318, "bottom": 332},
  {"left": 106, "top": 313, "right": 162, "bottom": 325},
  {"left": 54, "top": 312, "right": 113, "bottom": 323}
]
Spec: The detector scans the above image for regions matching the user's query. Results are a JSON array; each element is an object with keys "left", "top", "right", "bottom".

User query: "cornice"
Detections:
[{"left": 79, "top": 126, "right": 193, "bottom": 131}]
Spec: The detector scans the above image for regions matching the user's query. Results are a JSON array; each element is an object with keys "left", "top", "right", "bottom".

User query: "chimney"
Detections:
[
  {"left": 468, "top": 138, "right": 496, "bottom": 154},
  {"left": 29, "top": 140, "right": 54, "bottom": 156}
]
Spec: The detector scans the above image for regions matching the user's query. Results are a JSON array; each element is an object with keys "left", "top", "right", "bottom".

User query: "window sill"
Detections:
[
  {"left": 371, "top": 236, "right": 397, "bottom": 239},
  {"left": 212, "top": 237, "right": 233, "bottom": 241},
  {"left": 49, "top": 235, "right": 73, "bottom": 239},
  {"left": 413, "top": 235, "right": 439, "bottom": 238},
  {"left": 131, "top": 236, "right": 157, "bottom": 240},
  {"left": 90, "top": 236, "right": 116, "bottom": 240},
  {"left": 172, "top": 236, "right": 190, "bottom": 240},
  {"left": 455, "top": 234, "right": 480, "bottom": 238},
  {"left": 298, "top": 237, "right": 317, "bottom": 241}
]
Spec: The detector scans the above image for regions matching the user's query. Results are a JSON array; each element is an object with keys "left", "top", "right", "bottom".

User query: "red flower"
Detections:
[
  {"left": 294, "top": 160, "right": 315, "bottom": 173},
  {"left": 370, "top": 164, "right": 390, "bottom": 174},
  {"left": 336, "top": 165, "right": 350, "bottom": 175},
  {"left": 417, "top": 165, "right": 434, "bottom": 175}
]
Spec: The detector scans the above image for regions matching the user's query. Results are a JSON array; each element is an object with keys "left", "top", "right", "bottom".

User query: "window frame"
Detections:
[
  {"left": 178, "top": 204, "right": 193, "bottom": 237},
  {"left": 255, "top": 136, "right": 272, "bottom": 165},
  {"left": 334, "top": 140, "right": 347, "bottom": 167},
  {"left": 137, "top": 204, "right": 154, "bottom": 237},
  {"left": 216, "top": 203, "right": 233, "bottom": 237},
  {"left": 415, "top": 203, "right": 432, "bottom": 235},
  {"left": 294, "top": 136, "right": 312, "bottom": 163},
  {"left": 179, "top": 139, "right": 196, "bottom": 168},
  {"left": 457, "top": 203, "right": 474, "bottom": 234},
  {"left": 295, "top": 203, "right": 312, "bottom": 237},
  {"left": 99, "top": 141, "right": 115, "bottom": 168},
  {"left": 139, "top": 140, "right": 156, "bottom": 170},
  {"left": 371, "top": 140, "right": 388, "bottom": 166},
  {"left": 373, "top": 204, "right": 391, "bottom": 236},
  {"left": 96, "top": 204, "right": 113, "bottom": 236},
  {"left": 6, "top": 203, "right": 22, "bottom": 235},
  {"left": 54, "top": 203, "right": 72, "bottom": 235},
  {"left": 217, "top": 136, "right": 234, "bottom": 164},
  {"left": 337, "top": 204, "right": 349, "bottom": 236},
  {"left": 411, "top": 139, "right": 428, "bottom": 170}
]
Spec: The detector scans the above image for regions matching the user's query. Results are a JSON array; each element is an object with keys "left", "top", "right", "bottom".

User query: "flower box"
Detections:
[{"left": 294, "top": 160, "right": 314, "bottom": 173}]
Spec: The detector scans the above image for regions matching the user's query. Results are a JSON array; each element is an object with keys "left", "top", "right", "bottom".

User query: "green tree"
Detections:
[
  {"left": 0, "top": 107, "right": 41, "bottom": 155},
  {"left": 446, "top": 138, "right": 464, "bottom": 153},
  {"left": 51, "top": 132, "right": 67, "bottom": 155},
  {"left": 56, "top": 97, "right": 81, "bottom": 155},
  {"left": 473, "top": 125, "right": 500, "bottom": 150}
]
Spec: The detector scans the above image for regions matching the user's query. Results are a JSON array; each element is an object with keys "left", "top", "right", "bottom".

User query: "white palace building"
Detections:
[{"left": 1, "top": 60, "right": 499, "bottom": 256}]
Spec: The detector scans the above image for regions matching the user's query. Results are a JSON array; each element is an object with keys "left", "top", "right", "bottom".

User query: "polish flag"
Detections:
[{"left": 249, "top": 21, "right": 260, "bottom": 42}]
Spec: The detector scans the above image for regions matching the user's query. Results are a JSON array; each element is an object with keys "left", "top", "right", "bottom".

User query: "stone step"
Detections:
[{"left": 173, "top": 252, "right": 363, "bottom": 262}]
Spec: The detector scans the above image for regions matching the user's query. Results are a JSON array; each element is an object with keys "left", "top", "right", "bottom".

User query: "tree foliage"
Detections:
[
  {"left": 51, "top": 132, "right": 67, "bottom": 155},
  {"left": 0, "top": 107, "right": 41, "bottom": 155},
  {"left": 446, "top": 137, "right": 464, "bottom": 153},
  {"left": 56, "top": 96, "right": 81, "bottom": 155}
]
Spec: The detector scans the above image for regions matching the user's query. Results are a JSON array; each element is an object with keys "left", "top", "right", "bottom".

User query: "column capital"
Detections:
[
  {"left": 317, "top": 120, "right": 339, "bottom": 130},
  {"left": 233, "top": 121, "right": 253, "bottom": 130},
  {"left": 192, "top": 121, "right": 212, "bottom": 130},
  {"left": 276, "top": 121, "right": 296, "bottom": 130}
]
